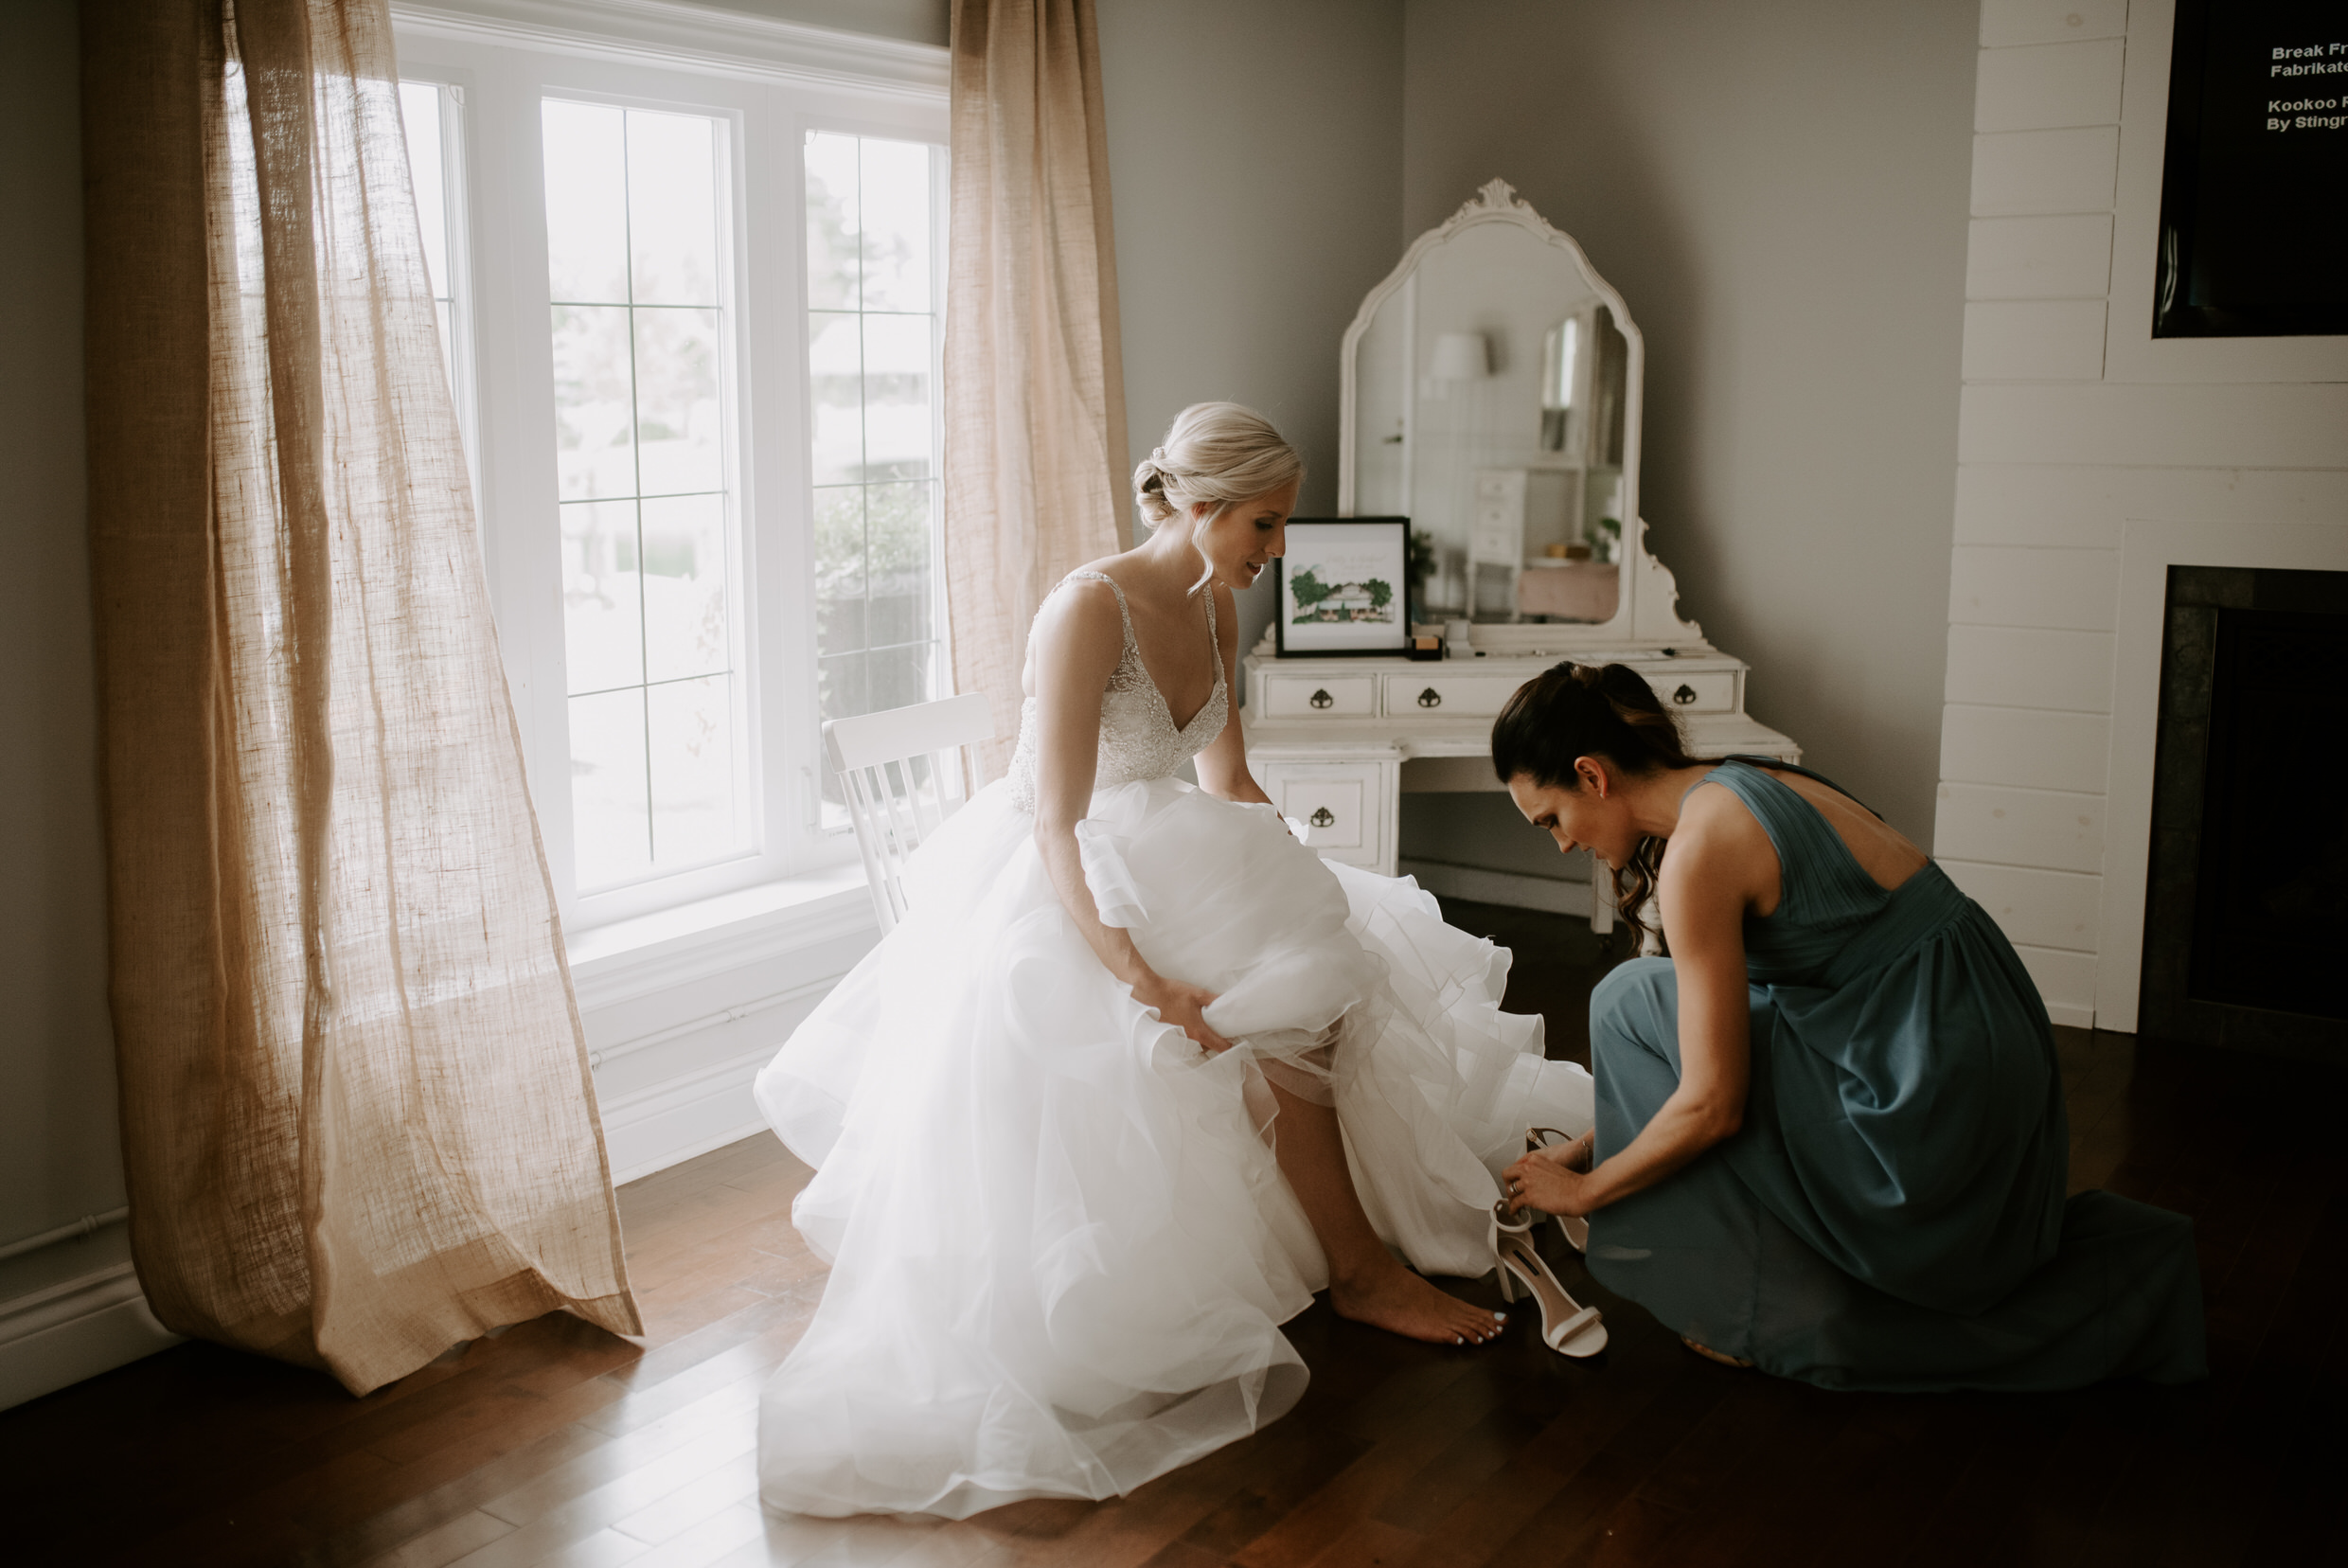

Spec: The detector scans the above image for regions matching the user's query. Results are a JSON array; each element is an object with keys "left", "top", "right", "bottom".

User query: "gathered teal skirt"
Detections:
[{"left": 1586, "top": 897, "right": 2205, "bottom": 1393}]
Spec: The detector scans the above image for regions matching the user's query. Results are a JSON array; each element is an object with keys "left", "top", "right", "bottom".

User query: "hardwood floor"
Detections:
[{"left": 5, "top": 900, "right": 2341, "bottom": 1567}]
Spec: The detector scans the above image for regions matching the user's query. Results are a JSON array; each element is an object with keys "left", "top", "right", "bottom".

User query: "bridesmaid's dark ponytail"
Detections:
[{"left": 1490, "top": 662, "right": 1707, "bottom": 939}]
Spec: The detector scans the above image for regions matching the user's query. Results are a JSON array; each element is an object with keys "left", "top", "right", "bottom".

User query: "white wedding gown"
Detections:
[{"left": 753, "top": 571, "right": 1594, "bottom": 1519}]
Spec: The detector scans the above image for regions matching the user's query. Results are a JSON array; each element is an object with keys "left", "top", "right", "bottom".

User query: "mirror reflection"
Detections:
[{"left": 1348, "top": 203, "right": 1632, "bottom": 625}]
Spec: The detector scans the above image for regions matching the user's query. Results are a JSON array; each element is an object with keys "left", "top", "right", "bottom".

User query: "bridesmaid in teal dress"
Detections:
[{"left": 1489, "top": 663, "right": 2205, "bottom": 1392}]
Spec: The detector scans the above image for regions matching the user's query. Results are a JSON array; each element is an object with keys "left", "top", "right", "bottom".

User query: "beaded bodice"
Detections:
[{"left": 1005, "top": 571, "right": 1228, "bottom": 812}]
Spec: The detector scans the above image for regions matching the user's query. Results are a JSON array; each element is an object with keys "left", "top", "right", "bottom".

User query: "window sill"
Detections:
[{"left": 564, "top": 863, "right": 877, "bottom": 1014}]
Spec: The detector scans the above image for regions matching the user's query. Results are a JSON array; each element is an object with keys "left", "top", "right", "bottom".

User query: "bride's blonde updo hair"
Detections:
[{"left": 1132, "top": 401, "right": 1304, "bottom": 532}]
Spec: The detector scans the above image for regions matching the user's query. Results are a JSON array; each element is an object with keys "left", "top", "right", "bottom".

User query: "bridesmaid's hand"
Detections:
[
  {"left": 1531, "top": 1129, "right": 1595, "bottom": 1173},
  {"left": 1133, "top": 974, "right": 1233, "bottom": 1054},
  {"left": 1505, "top": 1149, "right": 1595, "bottom": 1218}
]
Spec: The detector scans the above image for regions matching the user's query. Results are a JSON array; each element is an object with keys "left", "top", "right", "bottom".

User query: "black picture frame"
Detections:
[
  {"left": 1272, "top": 518, "right": 1413, "bottom": 657},
  {"left": 2154, "top": 0, "right": 2348, "bottom": 338}
]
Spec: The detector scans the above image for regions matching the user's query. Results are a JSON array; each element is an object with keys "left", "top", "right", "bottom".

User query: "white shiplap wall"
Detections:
[{"left": 1939, "top": 0, "right": 2348, "bottom": 1029}]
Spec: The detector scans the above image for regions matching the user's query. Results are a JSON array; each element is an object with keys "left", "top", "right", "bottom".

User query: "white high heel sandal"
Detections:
[
  {"left": 1525, "top": 1126, "right": 1592, "bottom": 1254},
  {"left": 1490, "top": 1201, "right": 1607, "bottom": 1358}
]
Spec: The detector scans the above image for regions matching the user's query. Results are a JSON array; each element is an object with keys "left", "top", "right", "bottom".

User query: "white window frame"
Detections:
[
  {"left": 395, "top": 75, "right": 482, "bottom": 513},
  {"left": 799, "top": 110, "right": 953, "bottom": 834},
  {"left": 390, "top": 3, "right": 949, "bottom": 937}
]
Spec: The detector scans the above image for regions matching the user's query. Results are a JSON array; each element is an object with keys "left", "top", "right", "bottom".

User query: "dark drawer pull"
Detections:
[
  {"left": 1308, "top": 806, "right": 1337, "bottom": 828},
  {"left": 1309, "top": 687, "right": 1334, "bottom": 709},
  {"left": 1417, "top": 687, "right": 1443, "bottom": 708},
  {"left": 1672, "top": 684, "right": 1698, "bottom": 705}
]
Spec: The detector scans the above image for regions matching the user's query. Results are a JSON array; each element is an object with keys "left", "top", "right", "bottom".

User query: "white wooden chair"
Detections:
[{"left": 825, "top": 692, "right": 995, "bottom": 935}]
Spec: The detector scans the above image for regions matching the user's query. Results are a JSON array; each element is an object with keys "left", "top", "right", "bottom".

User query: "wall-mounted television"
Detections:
[{"left": 2155, "top": 0, "right": 2348, "bottom": 338}]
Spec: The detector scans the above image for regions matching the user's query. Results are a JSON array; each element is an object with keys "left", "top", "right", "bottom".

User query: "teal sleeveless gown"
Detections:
[{"left": 1586, "top": 758, "right": 2205, "bottom": 1392}]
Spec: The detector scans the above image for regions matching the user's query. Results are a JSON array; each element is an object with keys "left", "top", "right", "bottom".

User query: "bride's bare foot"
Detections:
[{"left": 1329, "top": 1259, "right": 1506, "bottom": 1345}]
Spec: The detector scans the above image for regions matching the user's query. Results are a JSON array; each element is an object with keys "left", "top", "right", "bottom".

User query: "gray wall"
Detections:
[
  {"left": 1095, "top": 0, "right": 1406, "bottom": 660},
  {"left": 1400, "top": 0, "right": 1977, "bottom": 844},
  {"left": 0, "top": 0, "right": 130, "bottom": 1300}
]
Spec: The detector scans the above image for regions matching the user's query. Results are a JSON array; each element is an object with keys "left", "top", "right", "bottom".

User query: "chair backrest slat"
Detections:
[{"left": 824, "top": 693, "right": 995, "bottom": 935}]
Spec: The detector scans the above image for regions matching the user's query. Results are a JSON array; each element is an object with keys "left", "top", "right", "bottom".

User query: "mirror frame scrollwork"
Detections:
[{"left": 1337, "top": 179, "right": 1705, "bottom": 651}]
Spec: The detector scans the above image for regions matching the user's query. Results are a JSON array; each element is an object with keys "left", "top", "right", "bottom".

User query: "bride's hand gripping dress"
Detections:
[{"left": 751, "top": 570, "right": 1594, "bottom": 1519}]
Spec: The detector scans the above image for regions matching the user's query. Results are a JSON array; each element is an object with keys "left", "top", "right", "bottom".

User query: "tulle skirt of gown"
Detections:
[{"left": 752, "top": 775, "right": 1593, "bottom": 1519}]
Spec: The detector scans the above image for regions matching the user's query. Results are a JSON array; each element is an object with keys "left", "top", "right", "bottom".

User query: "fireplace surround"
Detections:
[{"left": 2138, "top": 565, "right": 2347, "bottom": 1059}]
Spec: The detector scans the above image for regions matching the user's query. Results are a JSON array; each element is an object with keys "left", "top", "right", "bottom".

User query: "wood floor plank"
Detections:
[
  {"left": 1173, "top": 1419, "right": 1370, "bottom": 1559},
  {"left": 578, "top": 1313, "right": 812, "bottom": 1443},
  {"left": 450, "top": 1425, "right": 760, "bottom": 1568},
  {"left": 608, "top": 1452, "right": 761, "bottom": 1546},
  {"left": 696, "top": 1512, "right": 864, "bottom": 1568},
  {"left": 1565, "top": 1492, "right": 1690, "bottom": 1568},
  {"left": 1610, "top": 1381, "right": 1850, "bottom": 1568},
  {"left": 1296, "top": 1516, "right": 1422, "bottom": 1568},
  {"left": 1465, "top": 1366, "right": 1732, "bottom": 1567},
  {"left": 1390, "top": 1363, "right": 1697, "bottom": 1568},
  {"left": 599, "top": 1293, "right": 818, "bottom": 1401},
  {"left": 1792, "top": 1397, "right": 1998, "bottom": 1567},
  {"left": 1228, "top": 1350, "right": 1503, "bottom": 1566},
  {"left": 310, "top": 1414, "right": 633, "bottom": 1566},
  {"left": 476, "top": 1384, "right": 759, "bottom": 1527},
  {"left": 356, "top": 1507, "right": 522, "bottom": 1568}
]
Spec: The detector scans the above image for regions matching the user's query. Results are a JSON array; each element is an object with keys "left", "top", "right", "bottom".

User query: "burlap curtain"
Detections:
[
  {"left": 944, "top": 0, "right": 1130, "bottom": 780},
  {"left": 80, "top": 0, "right": 639, "bottom": 1396}
]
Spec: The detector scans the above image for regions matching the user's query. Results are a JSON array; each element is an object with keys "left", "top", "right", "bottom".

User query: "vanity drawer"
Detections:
[
  {"left": 1256, "top": 762, "right": 1382, "bottom": 862},
  {"left": 1642, "top": 669, "right": 1738, "bottom": 714},
  {"left": 1260, "top": 674, "right": 1377, "bottom": 718},
  {"left": 1379, "top": 672, "right": 1526, "bottom": 718}
]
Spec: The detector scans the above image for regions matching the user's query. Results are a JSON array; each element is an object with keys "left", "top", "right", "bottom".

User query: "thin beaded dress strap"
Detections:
[
  {"left": 1063, "top": 569, "right": 1138, "bottom": 650},
  {"left": 1200, "top": 587, "right": 1224, "bottom": 690}
]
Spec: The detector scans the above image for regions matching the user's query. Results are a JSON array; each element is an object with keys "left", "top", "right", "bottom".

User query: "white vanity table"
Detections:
[{"left": 1240, "top": 181, "right": 1799, "bottom": 925}]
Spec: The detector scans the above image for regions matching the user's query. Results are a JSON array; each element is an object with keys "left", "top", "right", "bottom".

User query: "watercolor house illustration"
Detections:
[{"left": 1290, "top": 566, "right": 1396, "bottom": 624}]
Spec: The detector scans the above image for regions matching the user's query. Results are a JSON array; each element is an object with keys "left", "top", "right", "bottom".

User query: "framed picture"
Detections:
[{"left": 1274, "top": 518, "right": 1412, "bottom": 657}]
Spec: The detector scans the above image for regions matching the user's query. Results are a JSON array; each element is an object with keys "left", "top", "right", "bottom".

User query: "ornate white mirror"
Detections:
[{"left": 1339, "top": 180, "right": 1702, "bottom": 650}]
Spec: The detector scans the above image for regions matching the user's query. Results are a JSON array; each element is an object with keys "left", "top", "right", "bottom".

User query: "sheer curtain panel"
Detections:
[
  {"left": 943, "top": 0, "right": 1130, "bottom": 780},
  {"left": 80, "top": 0, "right": 640, "bottom": 1396}
]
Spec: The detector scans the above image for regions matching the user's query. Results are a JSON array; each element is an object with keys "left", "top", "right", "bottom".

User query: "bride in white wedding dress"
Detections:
[{"left": 753, "top": 402, "right": 1594, "bottom": 1520}]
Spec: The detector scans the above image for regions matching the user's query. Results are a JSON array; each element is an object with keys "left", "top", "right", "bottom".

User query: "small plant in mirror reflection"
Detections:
[
  {"left": 1595, "top": 516, "right": 1621, "bottom": 564},
  {"left": 1408, "top": 528, "right": 1437, "bottom": 598}
]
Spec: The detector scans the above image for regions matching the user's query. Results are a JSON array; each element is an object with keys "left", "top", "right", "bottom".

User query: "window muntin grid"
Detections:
[
  {"left": 543, "top": 99, "right": 748, "bottom": 892},
  {"left": 805, "top": 131, "right": 946, "bottom": 824}
]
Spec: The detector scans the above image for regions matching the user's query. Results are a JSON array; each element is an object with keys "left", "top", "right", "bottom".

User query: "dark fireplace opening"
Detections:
[{"left": 2142, "top": 565, "right": 2348, "bottom": 1060}]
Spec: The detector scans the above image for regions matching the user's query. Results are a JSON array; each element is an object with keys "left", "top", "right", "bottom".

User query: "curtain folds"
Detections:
[
  {"left": 943, "top": 0, "right": 1130, "bottom": 781},
  {"left": 80, "top": 0, "right": 639, "bottom": 1397}
]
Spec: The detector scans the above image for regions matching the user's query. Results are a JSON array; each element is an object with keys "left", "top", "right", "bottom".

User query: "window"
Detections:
[
  {"left": 543, "top": 102, "right": 747, "bottom": 890},
  {"left": 397, "top": 79, "right": 475, "bottom": 472},
  {"left": 388, "top": 22, "right": 948, "bottom": 930},
  {"left": 805, "top": 132, "right": 946, "bottom": 822}
]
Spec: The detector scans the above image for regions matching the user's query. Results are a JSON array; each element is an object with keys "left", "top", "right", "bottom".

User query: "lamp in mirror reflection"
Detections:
[
  {"left": 1429, "top": 330, "right": 1489, "bottom": 383},
  {"left": 1426, "top": 332, "right": 1491, "bottom": 615},
  {"left": 1540, "top": 316, "right": 1578, "bottom": 453}
]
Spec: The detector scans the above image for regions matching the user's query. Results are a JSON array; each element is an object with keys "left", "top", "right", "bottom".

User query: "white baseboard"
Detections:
[
  {"left": 0, "top": 1261, "right": 182, "bottom": 1413},
  {"left": 2045, "top": 1002, "right": 2096, "bottom": 1030},
  {"left": 1403, "top": 859, "right": 1596, "bottom": 918},
  {"left": 600, "top": 1042, "right": 779, "bottom": 1185}
]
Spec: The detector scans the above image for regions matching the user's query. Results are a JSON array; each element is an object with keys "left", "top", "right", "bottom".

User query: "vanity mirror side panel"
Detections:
[{"left": 1351, "top": 276, "right": 1411, "bottom": 518}]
